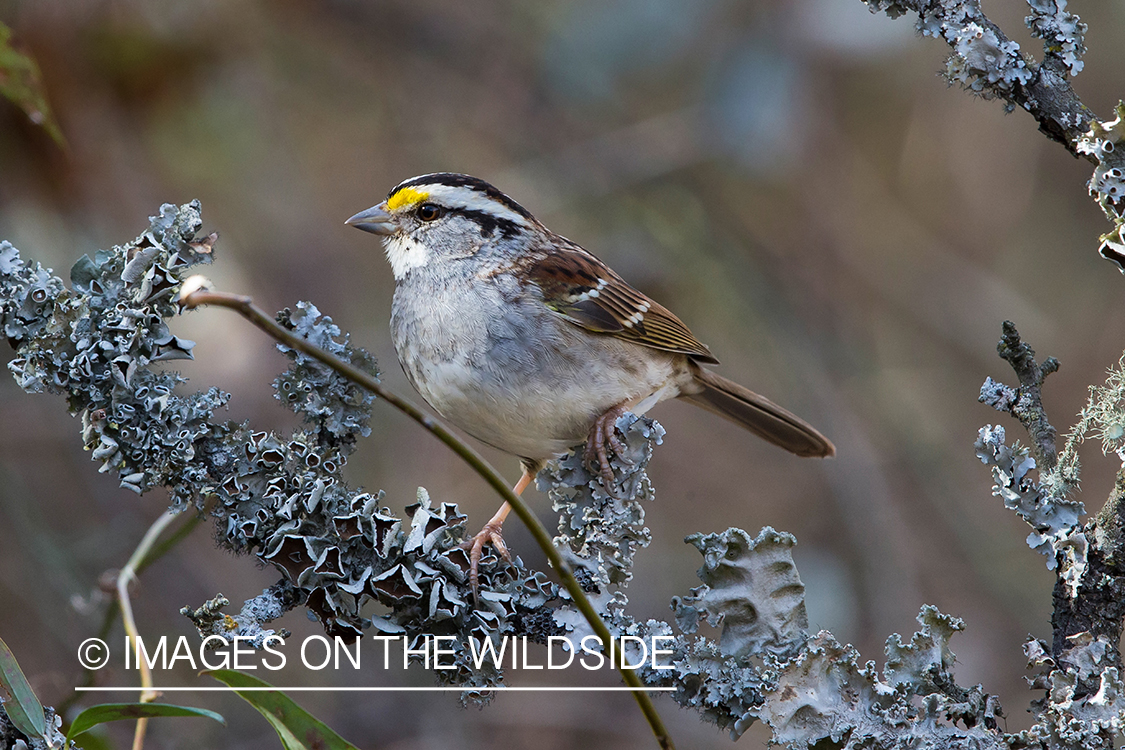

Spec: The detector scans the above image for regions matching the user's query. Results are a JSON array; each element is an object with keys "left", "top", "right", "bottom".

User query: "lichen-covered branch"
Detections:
[
  {"left": 979, "top": 320, "right": 1060, "bottom": 471},
  {"left": 1076, "top": 104, "right": 1125, "bottom": 269},
  {"left": 181, "top": 583, "right": 300, "bottom": 650},
  {"left": 978, "top": 323, "right": 1125, "bottom": 747},
  {"left": 863, "top": 1, "right": 1125, "bottom": 272},
  {"left": 862, "top": 0, "right": 1092, "bottom": 154},
  {"left": 12, "top": 204, "right": 1125, "bottom": 748}
]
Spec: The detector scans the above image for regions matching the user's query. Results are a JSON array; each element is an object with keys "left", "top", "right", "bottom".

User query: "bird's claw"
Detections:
[
  {"left": 585, "top": 404, "right": 631, "bottom": 493},
  {"left": 461, "top": 520, "right": 512, "bottom": 599}
]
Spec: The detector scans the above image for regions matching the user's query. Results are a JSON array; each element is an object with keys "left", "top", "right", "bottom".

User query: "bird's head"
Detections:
[{"left": 346, "top": 173, "right": 536, "bottom": 280}]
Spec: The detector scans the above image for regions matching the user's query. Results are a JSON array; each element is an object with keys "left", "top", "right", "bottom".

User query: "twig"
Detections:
[
  {"left": 117, "top": 508, "right": 183, "bottom": 750},
  {"left": 985, "top": 320, "right": 1060, "bottom": 470},
  {"left": 978, "top": 22, "right": 1094, "bottom": 158},
  {"left": 58, "top": 512, "right": 202, "bottom": 724},
  {"left": 862, "top": 0, "right": 1095, "bottom": 158},
  {"left": 179, "top": 283, "right": 676, "bottom": 750}
]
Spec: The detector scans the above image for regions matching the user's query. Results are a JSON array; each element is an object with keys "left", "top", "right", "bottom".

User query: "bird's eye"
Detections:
[{"left": 416, "top": 203, "right": 442, "bottom": 222}]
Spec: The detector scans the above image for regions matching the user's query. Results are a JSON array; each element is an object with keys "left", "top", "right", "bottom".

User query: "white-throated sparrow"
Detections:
[{"left": 347, "top": 173, "right": 834, "bottom": 588}]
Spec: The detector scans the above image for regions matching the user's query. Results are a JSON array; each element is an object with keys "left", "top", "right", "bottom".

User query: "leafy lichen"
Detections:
[{"left": 1076, "top": 103, "right": 1125, "bottom": 269}]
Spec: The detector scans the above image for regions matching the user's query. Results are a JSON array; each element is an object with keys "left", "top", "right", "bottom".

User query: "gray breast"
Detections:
[{"left": 389, "top": 263, "right": 678, "bottom": 460}]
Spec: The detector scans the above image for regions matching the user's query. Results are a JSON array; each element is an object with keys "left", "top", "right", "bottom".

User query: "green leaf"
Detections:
[
  {"left": 0, "top": 20, "right": 66, "bottom": 147},
  {"left": 205, "top": 670, "right": 361, "bottom": 750},
  {"left": 66, "top": 702, "right": 225, "bottom": 742},
  {"left": 0, "top": 635, "right": 47, "bottom": 739}
]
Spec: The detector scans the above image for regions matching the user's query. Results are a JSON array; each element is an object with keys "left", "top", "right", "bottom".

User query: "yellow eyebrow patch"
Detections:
[{"left": 386, "top": 186, "right": 430, "bottom": 211}]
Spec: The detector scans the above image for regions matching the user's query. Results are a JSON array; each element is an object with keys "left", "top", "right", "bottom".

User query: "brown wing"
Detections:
[{"left": 523, "top": 242, "right": 719, "bottom": 365}]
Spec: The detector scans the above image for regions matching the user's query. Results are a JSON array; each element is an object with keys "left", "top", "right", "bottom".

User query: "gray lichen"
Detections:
[
  {"left": 1014, "top": 634, "right": 1125, "bottom": 747},
  {"left": 180, "top": 583, "right": 299, "bottom": 650},
  {"left": 975, "top": 425, "right": 1085, "bottom": 581},
  {"left": 0, "top": 703, "right": 70, "bottom": 750},
  {"left": 861, "top": 0, "right": 1085, "bottom": 104},
  {"left": 863, "top": 0, "right": 1034, "bottom": 104},
  {"left": 1076, "top": 103, "right": 1125, "bottom": 270},
  {"left": 4, "top": 204, "right": 224, "bottom": 503},
  {"left": 543, "top": 413, "right": 661, "bottom": 614},
  {"left": 672, "top": 527, "right": 807, "bottom": 660},
  {"left": 758, "top": 608, "right": 1005, "bottom": 749},
  {"left": 0, "top": 204, "right": 559, "bottom": 692},
  {"left": 980, "top": 324, "right": 1125, "bottom": 749},
  {"left": 1024, "top": 0, "right": 1086, "bottom": 76}
]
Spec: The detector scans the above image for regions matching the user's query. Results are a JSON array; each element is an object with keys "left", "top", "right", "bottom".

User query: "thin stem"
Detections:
[
  {"left": 180, "top": 286, "right": 676, "bottom": 750},
  {"left": 117, "top": 508, "right": 184, "bottom": 750},
  {"left": 59, "top": 513, "right": 201, "bottom": 724},
  {"left": 138, "top": 513, "right": 202, "bottom": 574}
]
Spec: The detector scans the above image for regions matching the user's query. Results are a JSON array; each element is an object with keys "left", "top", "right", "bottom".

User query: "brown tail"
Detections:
[{"left": 680, "top": 364, "right": 835, "bottom": 458}]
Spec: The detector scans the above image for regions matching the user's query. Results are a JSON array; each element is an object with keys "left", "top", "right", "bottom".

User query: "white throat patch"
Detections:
[{"left": 383, "top": 235, "right": 431, "bottom": 279}]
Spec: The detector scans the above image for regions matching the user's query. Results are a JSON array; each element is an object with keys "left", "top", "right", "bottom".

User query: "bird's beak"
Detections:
[{"left": 345, "top": 204, "right": 394, "bottom": 236}]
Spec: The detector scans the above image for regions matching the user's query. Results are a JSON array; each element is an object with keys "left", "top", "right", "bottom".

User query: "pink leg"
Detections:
[{"left": 463, "top": 470, "right": 532, "bottom": 596}]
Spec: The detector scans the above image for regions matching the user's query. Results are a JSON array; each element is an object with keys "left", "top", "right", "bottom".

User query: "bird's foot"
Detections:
[
  {"left": 585, "top": 403, "right": 631, "bottom": 491},
  {"left": 461, "top": 519, "right": 512, "bottom": 598}
]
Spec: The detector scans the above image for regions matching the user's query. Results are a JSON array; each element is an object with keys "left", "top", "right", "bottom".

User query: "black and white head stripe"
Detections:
[{"left": 385, "top": 173, "right": 535, "bottom": 230}]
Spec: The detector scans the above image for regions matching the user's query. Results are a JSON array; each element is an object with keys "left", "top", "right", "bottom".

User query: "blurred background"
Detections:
[{"left": 1, "top": 0, "right": 1124, "bottom": 747}]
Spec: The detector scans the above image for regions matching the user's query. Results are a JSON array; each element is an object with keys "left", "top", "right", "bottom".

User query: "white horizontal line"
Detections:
[{"left": 76, "top": 686, "right": 675, "bottom": 693}]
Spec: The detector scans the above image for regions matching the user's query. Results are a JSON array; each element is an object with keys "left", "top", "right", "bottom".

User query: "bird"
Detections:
[{"left": 346, "top": 173, "right": 834, "bottom": 591}]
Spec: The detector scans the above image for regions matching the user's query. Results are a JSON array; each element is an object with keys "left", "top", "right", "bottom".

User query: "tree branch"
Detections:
[
  {"left": 863, "top": 1, "right": 1125, "bottom": 272},
  {"left": 987, "top": 320, "right": 1060, "bottom": 470},
  {"left": 977, "top": 322, "right": 1125, "bottom": 747},
  {"left": 863, "top": 0, "right": 1094, "bottom": 157}
]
